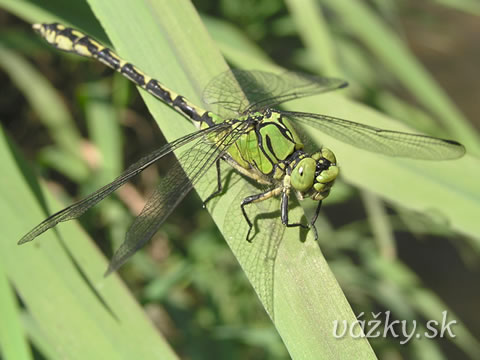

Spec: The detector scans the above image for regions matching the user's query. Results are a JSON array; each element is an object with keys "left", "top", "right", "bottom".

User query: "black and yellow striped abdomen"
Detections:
[{"left": 33, "top": 23, "right": 208, "bottom": 124}]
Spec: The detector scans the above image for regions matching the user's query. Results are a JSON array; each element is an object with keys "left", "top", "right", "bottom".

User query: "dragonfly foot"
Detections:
[{"left": 245, "top": 227, "right": 254, "bottom": 242}]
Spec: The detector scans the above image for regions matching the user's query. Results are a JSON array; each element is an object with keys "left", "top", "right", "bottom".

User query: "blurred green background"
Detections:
[{"left": 0, "top": 0, "right": 479, "bottom": 359}]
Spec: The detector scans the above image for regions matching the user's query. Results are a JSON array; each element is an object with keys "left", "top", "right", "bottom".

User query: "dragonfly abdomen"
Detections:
[{"left": 33, "top": 23, "right": 208, "bottom": 124}]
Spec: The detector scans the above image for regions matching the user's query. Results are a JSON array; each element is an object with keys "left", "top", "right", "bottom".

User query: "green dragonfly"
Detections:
[{"left": 20, "top": 23, "right": 465, "bottom": 274}]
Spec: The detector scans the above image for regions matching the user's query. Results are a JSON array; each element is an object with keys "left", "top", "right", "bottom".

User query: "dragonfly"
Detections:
[{"left": 20, "top": 23, "right": 465, "bottom": 274}]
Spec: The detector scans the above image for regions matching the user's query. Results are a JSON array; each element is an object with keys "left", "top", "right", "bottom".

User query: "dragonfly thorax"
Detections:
[{"left": 288, "top": 148, "right": 339, "bottom": 201}]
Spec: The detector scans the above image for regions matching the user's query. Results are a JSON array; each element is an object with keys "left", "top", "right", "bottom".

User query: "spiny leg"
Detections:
[
  {"left": 280, "top": 191, "right": 309, "bottom": 231},
  {"left": 281, "top": 193, "right": 322, "bottom": 240},
  {"left": 241, "top": 187, "right": 282, "bottom": 242},
  {"left": 203, "top": 160, "right": 223, "bottom": 207}
]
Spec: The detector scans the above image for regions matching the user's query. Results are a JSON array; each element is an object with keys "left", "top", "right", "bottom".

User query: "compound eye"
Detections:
[{"left": 290, "top": 158, "right": 316, "bottom": 192}]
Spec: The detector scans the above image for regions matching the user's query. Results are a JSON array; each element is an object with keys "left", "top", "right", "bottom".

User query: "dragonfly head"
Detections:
[{"left": 289, "top": 148, "right": 339, "bottom": 201}]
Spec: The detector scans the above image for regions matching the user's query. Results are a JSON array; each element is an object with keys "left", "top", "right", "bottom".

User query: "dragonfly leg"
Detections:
[
  {"left": 308, "top": 201, "right": 322, "bottom": 241},
  {"left": 280, "top": 191, "right": 309, "bottom": 232},
  {"left": 241, "top": 186, "right": 282, "bottom": 242},
  {"left": 203, "top": 160, "right": 222, "bottom": 207}
]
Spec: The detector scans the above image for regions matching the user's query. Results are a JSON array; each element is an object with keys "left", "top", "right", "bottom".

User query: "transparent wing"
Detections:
[
  {"left": 282, "top": 111, "right": 465, "bottom": 160},
  {"left": 224, "top": 180, "right": 285, "bottom": 318},
  {"left": 203, "top": 70, "right": 347, "bottom": 115},
  {"left": 19, "top": 122, "right": 240, "bottom": 248},
  {"left": 105, "top": 120, "right": 250, "bottom": 273}
]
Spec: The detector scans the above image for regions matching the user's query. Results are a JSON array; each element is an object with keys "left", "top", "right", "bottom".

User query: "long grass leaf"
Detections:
[
  {"left": 0, "top": 45, "right": 89, "bottom": 181},
  {"left": 0, "top": 126, "right": 178, "bottom": 359},
  {"left": 85, "top": 1, "right": 376, "bottom": 358},
  {"left": 285, "top": 0, "right": 342, "bottom": 76}
]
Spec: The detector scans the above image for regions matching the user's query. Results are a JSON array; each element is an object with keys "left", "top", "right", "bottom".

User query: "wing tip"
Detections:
[
  {"left": 18, "top": 229, "right": 39, "bottom": 245},
  {"left": 17, "top": 236, "right": 32, "bottom": 245},
  {"left": 444, "top": 139, "right": 466, "bottom": 158},
  {"left": 104, "top": 253, "right": 127, "bottom": 277},
  {"left": 104, "top": 265, "right": 115, "bottom": 277}
]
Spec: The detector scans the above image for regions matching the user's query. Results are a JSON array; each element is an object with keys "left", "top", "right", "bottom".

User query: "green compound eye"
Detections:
[{"left": 291, "top": 158, "right": 316, "bottom": 192}]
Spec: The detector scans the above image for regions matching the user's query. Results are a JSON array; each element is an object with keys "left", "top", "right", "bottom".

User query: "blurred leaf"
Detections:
[
  {"left": 0, "top": 264, "right": 32, "bottom": 360},
  {"left": 0, "top": 0, "right": 107, "bottom": 43},
  {"left": 323, "top": 0, "right": 480, "bottom": 155},
  {"left": 411, "top": 288, "right": 480, "bottom": 358},
  {"left": 21, "top": 312, "right": 58, "bottom": 360},
  {"left": 202, "top": 14, "right": 270, "bottom": 63},
  {"left": 83, "top": 81, "right": 123, "bottom": 182},
  {"left": 434, "top": 0, "right": 480, "bottom": 16},
  {"left": 0, "top": 126, "right": 178, "bottom": 359},
  {"left": 285, "top": 0, "right": 342, "bottom": 76},
  {"left": 203, "top": 16, "right": 281, "bottom": 71},
  {"left": 0, "top": 44, "right": 89, "bottom": 180},
  {"left": 361, "top": 191, "right": 396, "bottom": 260},
  {"left": 37, "top": 146, "right": 89, "bottom": 182},
  {"left": 366, "top": 254, "right": 480, "bottom": 358},
  {"left": 333, "top": 38, "right": 375, "bottom": 93},
  {"left": 376, "top": 91, "right": 446, "bottom": 138},
  {"left": 410, "top": 337, "right": 447, "bottom": 360}
]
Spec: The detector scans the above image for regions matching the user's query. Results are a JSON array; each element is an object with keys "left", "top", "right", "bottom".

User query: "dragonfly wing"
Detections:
[
  {"left": 282, "top": 111, "right": 465, "bottom": 160},
  {"left": 106, "top": 120, "right": 250, "bottom": 273},
  {"left": 105, "top": 159, "right": 194, "bottom": 274},
  {"left": 203, "top": 70, "right": 347, "bottom": 115},
  {"left": 19, "top": 122, "right": 235, "bottom": 245}
]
